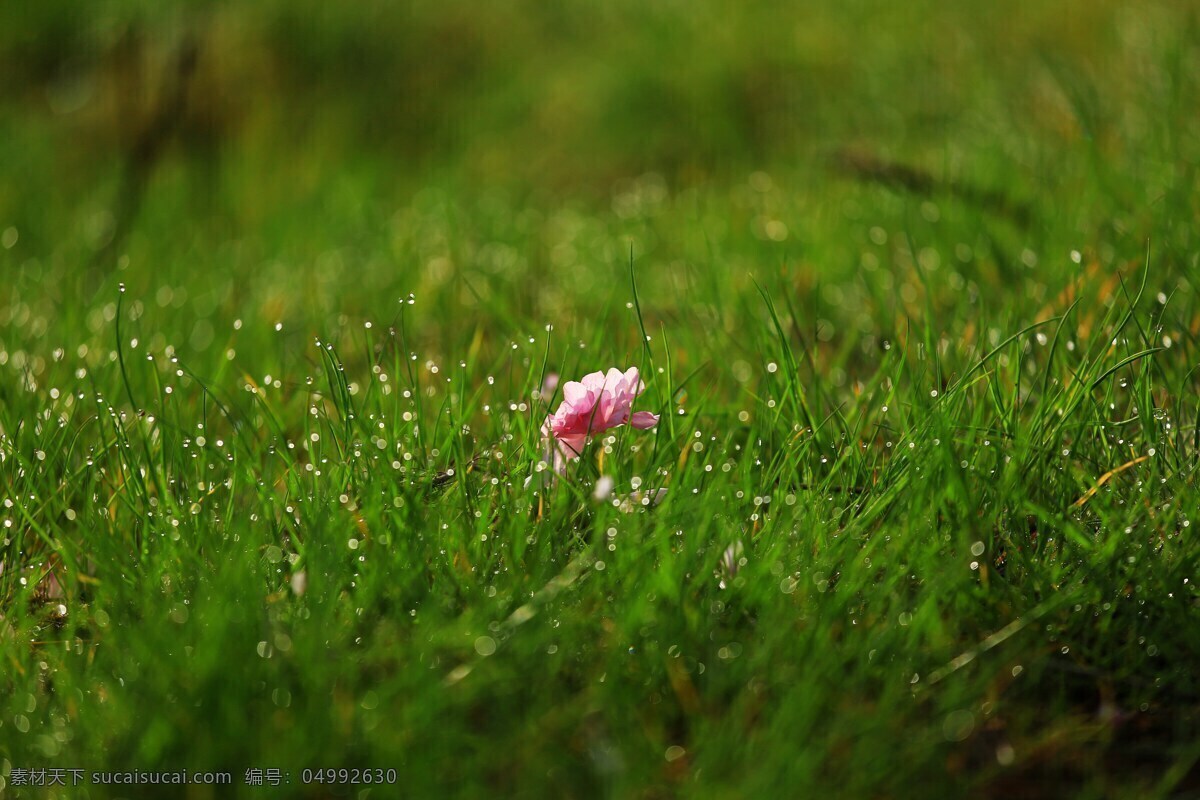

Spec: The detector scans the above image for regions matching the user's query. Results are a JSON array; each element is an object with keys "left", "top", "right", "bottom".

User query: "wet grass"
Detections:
[{"left": 3, "top": 1, "right": 1200, "bottom": 798}]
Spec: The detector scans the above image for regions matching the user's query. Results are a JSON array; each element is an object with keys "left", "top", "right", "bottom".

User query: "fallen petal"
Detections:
[{"left": 593, "top": 475, "right": 615, "bottom": 501}]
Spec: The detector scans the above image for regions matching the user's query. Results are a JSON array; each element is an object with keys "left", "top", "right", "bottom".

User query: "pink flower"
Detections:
[{"left": 541, "top": 367, "right": 659, "bottom": 470}]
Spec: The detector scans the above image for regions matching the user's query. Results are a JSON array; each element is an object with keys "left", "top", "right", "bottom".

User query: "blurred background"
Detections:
[{"left": 0, "top": 0, "right": 1196, "bottom": 370}]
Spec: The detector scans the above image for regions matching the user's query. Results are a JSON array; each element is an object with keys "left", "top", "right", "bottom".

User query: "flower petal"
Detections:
[
  {"left": 622, "top": 367, "right": 641, "bottom": 395},
  {"left": 556, "top": 433, "right": 588, "bottom": 457},
  {"left": 629, "top": 411, "right": 659, "bottom": 429},
  {"left": 580, "top": 371, "right": 607, "bottom": 392},
  {"left": 593, "top": 475, "right": 615, "bottom": 501},
  {"left": 562, "top": 381, "right": 592, "bottom": 408}
]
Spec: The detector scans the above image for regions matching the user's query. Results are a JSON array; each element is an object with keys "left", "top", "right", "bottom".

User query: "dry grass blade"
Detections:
[{"left": 1070, "top": 455, "right": 1150, "bottom": 509}]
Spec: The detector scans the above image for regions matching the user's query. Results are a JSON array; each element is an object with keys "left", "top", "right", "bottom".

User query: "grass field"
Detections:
[{"left": 2, "top": 2, "right": 1200, "bottom": 797}]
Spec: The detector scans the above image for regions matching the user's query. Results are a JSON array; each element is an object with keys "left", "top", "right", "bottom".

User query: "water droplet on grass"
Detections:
[{"left": 943, "top": 709, "right": 975, "bottom": 742}]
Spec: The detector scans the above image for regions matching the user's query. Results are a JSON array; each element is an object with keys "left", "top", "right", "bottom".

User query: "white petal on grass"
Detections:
[{"left": 593, "top": 475, "right": 615, "bottom": 501}]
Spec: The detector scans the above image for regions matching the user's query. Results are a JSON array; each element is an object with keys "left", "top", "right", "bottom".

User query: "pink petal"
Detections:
[
  {"left": 550, "top": 433, "right": 588, "bottom": 474},
  {"left": 622, "top": 367, "right": 641, "bottom": 395},
  {"left": 591, "top": 370, "right": 620, "bottom": 426},
  {"left": 556, "top": 433, "right": 588, "bottom": 457},
  {"left": 580, "top": 371, "right": 607, "bottom": 392},
  {"left": 562, "top": 381, "right": 591, "bottom": 408},
  {"left": 629, "top": 411, "right": 659, "bottom": 429}
]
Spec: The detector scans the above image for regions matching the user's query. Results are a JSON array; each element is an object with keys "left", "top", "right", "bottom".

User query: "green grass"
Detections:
[{"left": 2, "top": 1, "right": 1200, "bottom": 797}]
